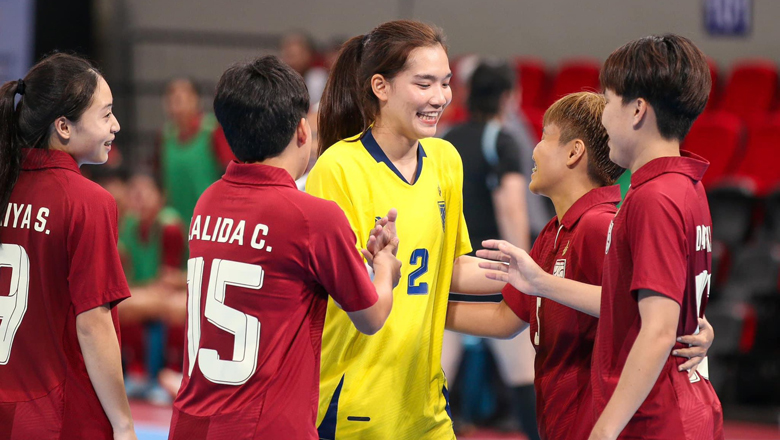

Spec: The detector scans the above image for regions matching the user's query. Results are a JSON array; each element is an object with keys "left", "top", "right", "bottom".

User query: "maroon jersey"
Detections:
[
  {"left": 170, "top": 162, "right": 379, "bottom": 440},
  {"left": 593, "top": 152, "right": 724, "bottom": 439},
  {"left": 503, "top": 186, "right": 620, "bottom": 440},
  {"left": 0, "top": 148, "right": 130, "bottom": 440}
]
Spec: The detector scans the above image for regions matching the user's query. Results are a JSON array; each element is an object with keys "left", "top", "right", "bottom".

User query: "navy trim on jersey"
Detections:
[
  {"left": 442, "top": 384, "right": 453, "bottom": 421},
  {"left": 362, "top": 128, "right": 427, "bottom": 185},
  {"left": 317, "top": 374, "right": 345, "bottom": 439}
]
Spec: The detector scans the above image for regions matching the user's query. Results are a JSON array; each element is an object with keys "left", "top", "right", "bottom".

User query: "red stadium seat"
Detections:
[
  {"left": 730, "top": 114, "right": 780, "bottom": 195},
  {"left": 513, "top": 57, "right": 548, "bottom": 111},
  {"left": 706, "top": 58, "right": 720, "bottom": 110},
  {"left": 720, "top": 60, "right": 779, "bottom": 121},
  {"left": 682, "top": 111, "right": 744, "bottom": 188},
  {"left": 549, "top": 59, "right": 601, "bottom": 104},
  {"left": 522, "top": 106, "right": 545, "bottom": 142}
]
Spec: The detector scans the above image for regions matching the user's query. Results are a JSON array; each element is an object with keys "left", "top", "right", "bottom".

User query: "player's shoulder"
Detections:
[
  {"left": 317, "top": 138, "right": 367, "bottom": 167},
  {"left": 309, "top": 139, "right": 368, "bottom": 183},
  {"left": 61, "top": 172, "right": 117, "bottom": 212},
  {"left": 422, "top": 137, "right": 459, "bottom": 159},
  {"left": 278, "top": 186, "right": 351, "bottom": 226},
  {"left": 579, "top": 202, "right": 618, "bottom": 231},
  {"left": 421, "top": 137, "right": 463, "bottom": 171},
  {"left": 633, "top": 172, "right": 696, "bottom": 201}
]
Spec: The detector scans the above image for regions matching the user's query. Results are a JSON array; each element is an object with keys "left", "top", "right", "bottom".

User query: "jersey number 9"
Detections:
[{"left": 0, "top": 244, "right": 30, "bottom": 365}]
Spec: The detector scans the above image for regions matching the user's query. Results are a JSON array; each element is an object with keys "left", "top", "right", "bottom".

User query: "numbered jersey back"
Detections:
[
  {"left": 0, "top": 149, "right": 130, "bottom": 439},
  {"left": 170, "top": 162, "right": 377, "bottom": 440},
  {"left": 593, "top": 153, "right": 723, "bottom": 439}
]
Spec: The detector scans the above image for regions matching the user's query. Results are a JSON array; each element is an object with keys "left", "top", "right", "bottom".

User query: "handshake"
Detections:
[{"left": 362, "top": 208, "right": 402, "bottom": 288}]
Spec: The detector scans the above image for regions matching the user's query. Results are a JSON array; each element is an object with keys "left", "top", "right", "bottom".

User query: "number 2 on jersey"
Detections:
[
  {"left": 0, "top": 244, "right": 30, "bottom": 365},
  {"left": 408, "top": 248, "right": 429, "bottom": 295},
  {"left": 187, "top": 257, "right": 263, "bottom": 385}
]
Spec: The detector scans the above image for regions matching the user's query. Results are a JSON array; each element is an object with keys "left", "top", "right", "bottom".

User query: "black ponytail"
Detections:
[
  {"left": 0, "top": 81, "right": 23, "bottom": 219},
  {"left": 317, "top": 35, "right": 368, "bottom": 155}
]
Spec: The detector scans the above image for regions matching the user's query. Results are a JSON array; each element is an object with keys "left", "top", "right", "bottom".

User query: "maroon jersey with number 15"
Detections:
[{"left": 170, "top": 162, "right": 378, "bottom": 440}]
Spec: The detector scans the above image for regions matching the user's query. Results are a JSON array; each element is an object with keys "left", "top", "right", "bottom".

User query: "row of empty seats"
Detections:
[
  {"left": 512, "top": 57, "right": 780, "bottom": 122},
  {"left": 507, "top": 58, "right": 780, "bottom": 195}
]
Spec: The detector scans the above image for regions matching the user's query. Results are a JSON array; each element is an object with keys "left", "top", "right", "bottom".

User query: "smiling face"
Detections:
[
  {"left": 67, "top": 76, "right": 120, "bottom": 166},
  {"left": 376, "top": 44, "right": 452, "bottom": 141},
  {"left": 528, "top": 123, "right": 573, "bottom": 197}
]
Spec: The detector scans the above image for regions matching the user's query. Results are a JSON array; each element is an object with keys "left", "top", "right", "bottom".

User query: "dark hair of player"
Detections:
[
  {"left": 213, "top": 55, "right": 310, "bottom": 163},
  {"left": 467, "top": 61, "right": 515, "bottom": 122},
  {"left": 0, "top": 52, "right": 101, "bottom": 222},
  {"left": 317, "top": 19, "right": 446, "bottom": 155},
  {"left": 600, "top": 34, "right": 711, "bottom": 142},
  {"left": 544, "top": 92, "right": 625, "bottom": 186}
]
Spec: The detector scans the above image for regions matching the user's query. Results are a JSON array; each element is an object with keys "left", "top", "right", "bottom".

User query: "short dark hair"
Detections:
[
  {"left": 467, "top": 61, "right": 515, "bottom": 122},
  {"left": 600, "top": 34, "right": 711, "bottom": 142},
  {"left": 214, "top": 56, "right": 309, "bottom": 162}
]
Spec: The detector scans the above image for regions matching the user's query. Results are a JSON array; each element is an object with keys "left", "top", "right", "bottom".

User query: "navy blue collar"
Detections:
[{"left": 362, "top": 128, "right": 426, "bottom": 185}]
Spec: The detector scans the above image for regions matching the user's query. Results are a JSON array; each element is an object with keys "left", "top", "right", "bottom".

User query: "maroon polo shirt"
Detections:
[
  {"left": 170, "top": 161, "right": 378, "bottom": 440},
  {"left": 503, "top": 185, "right": 621, "bottom": 440},
  {"left": 592, "top": 151, "right": 724, "bottom": 439},
  {"left": 0, "top": 148, "right": 130, "bottom": 440}
]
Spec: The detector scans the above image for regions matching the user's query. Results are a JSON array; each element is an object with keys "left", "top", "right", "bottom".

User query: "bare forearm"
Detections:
[
  {"left": 77, "top": 306, "right": 134, "bottom": 435},
  {"left": 371, "top": 268, "right": 394, "bottom": 322},
  {"left": 451, "top": 255, "right": 508, "bottom": 294},
  {"left": 445, "top": 300, "right": 528, "bottom": 338},
  {"left": 536, "top": 273, "right": 601, "bottom": 317},
  {"left": 590, "top": 328, "right": 676, "bottom": 439}
]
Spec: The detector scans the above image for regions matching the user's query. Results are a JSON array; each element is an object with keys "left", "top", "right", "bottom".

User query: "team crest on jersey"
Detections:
[
  {"left": 438, "top": 201, "right": 446, "bottom": 231},
  {"left": 553, "top": 259, "right": 566, "bottom": 278},
  {"left": 605, "top": 208, "right": 619, "bottom": 254}
]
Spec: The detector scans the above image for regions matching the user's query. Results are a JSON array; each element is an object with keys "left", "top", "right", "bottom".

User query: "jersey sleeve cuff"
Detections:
[
  {"left": 73, "top": 286, "right": 132, "bottom": 316},
  {"left": 629, "top": 281, "right": 684, "bottom": 306},
  {"left": 501, "top": 285, "right": 530, "bottom": 322}
]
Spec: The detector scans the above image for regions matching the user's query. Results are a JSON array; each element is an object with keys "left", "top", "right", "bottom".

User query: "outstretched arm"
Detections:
[
  {"left": 446, "top": 300, "right": 529, "bottom": 338},
  {"left": 476, "top": 239, "right": 601, "bottom": 317},
  {"left": 450, "top": 255, "right": 509, "bottom": 294}
]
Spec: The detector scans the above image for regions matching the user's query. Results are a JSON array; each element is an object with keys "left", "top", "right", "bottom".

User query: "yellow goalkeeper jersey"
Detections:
[{"left": 306, "top": 129, "right": 471, "bottom": 440}]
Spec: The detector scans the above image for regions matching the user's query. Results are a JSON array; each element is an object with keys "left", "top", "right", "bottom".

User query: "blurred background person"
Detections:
[
  {"left": 118, "top": 174, "right": 187, "bottom": 404},
  {"left": 442, "top": 61, "right": 539, "bottom": 439},
  {"left": 155, "top": 78, "right": 235, "bottom": 224},
  {"left": 281, "top": 31, "right": 328, "bottom": 108}
]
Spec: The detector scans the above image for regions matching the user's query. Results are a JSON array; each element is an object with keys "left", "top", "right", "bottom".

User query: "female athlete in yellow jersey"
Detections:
[{"left": 306, "top": 20, "right": 506, "bottom": 440}]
